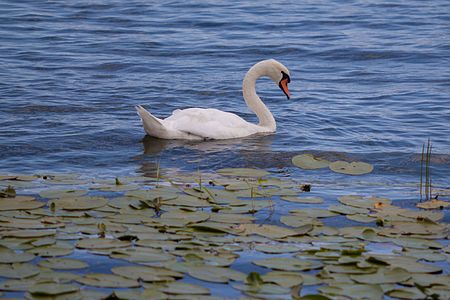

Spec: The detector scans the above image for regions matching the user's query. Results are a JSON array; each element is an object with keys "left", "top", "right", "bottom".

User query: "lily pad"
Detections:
[
  {"left": 350, "top": 267, "right": 411, "bottom": 284},
  {"left": 28, "top": 282, "right": 79, "bottom": 296},
  {"left": 76, "top": 273, "right": 140, "bottom": 288},
  {"left": 329, "top": 161, "right": 373, "bottom": 175},
  {"left": 253, "top": 257, "right": 322, "bottom": 271},
  {"left": 111, "top": 265, "right": 183, "bottom": 282},
  {"left": 292, "top": 154, "right": 330, "bottom": 170},
  {"left": 187, "top": 265, "right": 246, "bottom": 283},
  {"left": 0, "top": 263, "right": 40, "bottom": 279},
  {"left": 76, "top": 238, "right": 131, "bottom": 250},
  {"left": 281, "top": 196, "right": 324, "bottom": 204},
  {"left": 49, "top": 196, "right": 107, "bottom": 210},
  {"left": 160, "top": 282, "right": 210, "bottom": 295},
  {"left": 38, "top": 258, "right": 88, "bottom": 270}
]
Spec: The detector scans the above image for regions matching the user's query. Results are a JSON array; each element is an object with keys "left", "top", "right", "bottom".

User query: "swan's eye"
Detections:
[{"left": 281, "top": 71, "right": 290, "bottom": 83}]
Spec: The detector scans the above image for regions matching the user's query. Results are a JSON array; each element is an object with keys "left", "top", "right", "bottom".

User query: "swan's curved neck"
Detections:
[{"left": 242, "top": 62, "right": 276, "bottom": 131}]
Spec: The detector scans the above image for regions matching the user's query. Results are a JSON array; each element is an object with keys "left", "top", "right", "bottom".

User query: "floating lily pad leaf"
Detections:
[
  {"left": 292, "top": 154, "right": 330, "bottom": 170},
  {"left": 35, "top": 270, "right": 80, "bottom": 283},
  {"left": 262, "top": 271, "right": 304, "bottom": 288},
  {"left": 366, "top": 254, "right": 442, "bottom": 273},
  {"left": 164, "top": 195, "right": 211, "bottom": 208},
  {"left": 379, "top": 220, "right": 446, "bottom": 237},
  {"left": 346, "top": 214, "right": 376, "bottom": 223},
  {"left": 125, "top": 189, "right": 178, "bottom": 201},
  {"left": 76, "top": 238, "right": 131, "bottom": 250},
  {"left": 216, "top": 168, "right": 269, "bottom": 178},
  {"left": 417, "top": 199, "right": 450, "bottom": 209},
  {"left": 188, "top": 265, "right": 246, "bottom": 283},
  {"left": 79, "top": 288, "right": 111, "bottom": 300},
  {"left": 255, "top": 243, "right": 301, "bottom": 254},
  {"left": 329, "top": 161, "right": 373, "bottom": 175},
  {"left": 49, "top": 196, "right": 107, "bottom": 210},
  {"left": 28, "top": 282, "right": 79, "bottom": 296},
  {"left": 394, "top": 249, "right": 446, "bottom": 262},
  {"left": 319, "top": 283, "right": 383, "bottom": 300},
  {"left": 27, "top": 244, "right": 73, "bottom": 257},
  {"left": 208, "top": 213, "right": 255, "bottom": 224},
  {"left": 281, "top": 196, "right": 324, "bottom": 204},
  {"left": 0, "top": 279, "right": 37, "bottom": 291},
  {"left": 0, "top": 263, "right": 40, "bottom": 279},
  {"left": 232, "top": 282, "right": 291, "bottom": 295},
  {"left": 38, "top": 189, "right": 87, "bottom": 199},
  {"left": 253, "top": 257, "right": 322, "bottom": 271},
  {"left": 351, "top": 267, "right": 411, "bottom": 284},
  {"left": 0, "top": 229, "right": 57, "bottom": 238},
  {"left": 280, "top": 215, "right": 320, "bottom": 228},
  {"left": 189, "top": 221, "right": 243, "bottom": 234},
  {"left": 160, "top": 210, "right": 210, "bottom": 225},
  {"left": 237, "top": 223, "right": 302, "bottom": 239},
  {"left": 38, "top": 258, "right": 88, "bottom": 270},
  {"left": 109, "top": 248, "right": 175, "bottom": 264},
  {"left": 387, "top": 287, "right": 428, "bottom": 300},
  {"left": 0, "top": 247, "right": 35, "bottom": 263},
  {"left": 297, "top": 295, "right": 332, "bottom": 300},
  {"left": 338, "top": 195, "right": 391, "bottom": 209},
  {"left": 111, "top": 265, "right": 183, "bottom": 282},
  {"left": 0, "top": 198, "right": 45, "bottom": 211},
  {"left": 324, "top": 264, "right": 377, "bottom": 274},
  {"left": 409, "top": 273, "right": 450, "bottom": 287},
  {"left": 329, "top": 204, "right": 369, "bottom": 215},
  {"left": 77, "top": 273, "right": 140, "bottom": 288},
  {"left": 160, "top": 282, "right": 210, "bottom": 295},
  {"left": 290, "top": 208, "right": 338, "bottom": 218}
]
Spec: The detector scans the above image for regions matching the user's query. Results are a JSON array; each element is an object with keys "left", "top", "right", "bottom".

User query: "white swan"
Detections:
[{"left": 136, "top": 59, "right": 291, "bottom": 140}]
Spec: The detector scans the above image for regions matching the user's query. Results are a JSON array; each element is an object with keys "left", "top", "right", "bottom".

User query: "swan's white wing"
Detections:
[{"left": 163, "top": 108, "right": 259, "bottom": 139}]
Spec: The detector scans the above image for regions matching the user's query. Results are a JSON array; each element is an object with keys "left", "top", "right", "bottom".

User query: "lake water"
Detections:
[
  {"left": 1, "top": 1, "right": 450, "bottom": 298},
  {"left": 1, "top": 0, "right": 449, "bottom": 180}
]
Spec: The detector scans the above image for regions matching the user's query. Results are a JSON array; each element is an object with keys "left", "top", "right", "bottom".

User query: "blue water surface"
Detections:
[{"left": 1, "top": 0, "right": 449, "bottom": 178}]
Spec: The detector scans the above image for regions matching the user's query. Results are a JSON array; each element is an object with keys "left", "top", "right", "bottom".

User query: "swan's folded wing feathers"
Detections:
[{"left": 165, "top": 108, "right": 258, "bottom": 139}]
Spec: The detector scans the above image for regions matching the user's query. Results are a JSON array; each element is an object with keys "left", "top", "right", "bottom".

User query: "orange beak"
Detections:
[{"left": 279, "top": 78, "right": 290, "bottom": 99}]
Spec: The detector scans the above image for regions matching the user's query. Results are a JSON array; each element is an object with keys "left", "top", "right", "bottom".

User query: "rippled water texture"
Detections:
[{"left": 1, "top": 0, "right": 449, "bottom": 178}]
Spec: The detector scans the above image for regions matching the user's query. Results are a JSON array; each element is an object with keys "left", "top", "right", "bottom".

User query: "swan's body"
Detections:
[{"left": 136, "top": 59, "right": 291, "bottom": 140}]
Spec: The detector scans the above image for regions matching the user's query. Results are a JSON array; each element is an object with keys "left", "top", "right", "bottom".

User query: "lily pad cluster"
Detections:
[
  {"left": 0, "top": 170, "right": 448, "bottom": 299},
  {"left": 292, "top": 154, "right": 374, "bottom": 175}
]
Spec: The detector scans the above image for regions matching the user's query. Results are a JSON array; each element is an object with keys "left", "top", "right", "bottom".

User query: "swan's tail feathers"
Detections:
[{"left": 135, "top": 105, "right": 168, "bottom": 138}]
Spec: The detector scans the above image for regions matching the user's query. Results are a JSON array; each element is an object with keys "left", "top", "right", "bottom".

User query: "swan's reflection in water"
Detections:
[{"left": 138, "top": 134, "right": 277, "bottom": 177}]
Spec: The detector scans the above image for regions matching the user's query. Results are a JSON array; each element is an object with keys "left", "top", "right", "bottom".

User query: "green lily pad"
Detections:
[
  {"left": 38, "top": 189, "right": 87, "bottom": 199},
  {"left": 28, "top": 282, "right": 79, "bottom": 296},
  {"left": 292, "top": 154, "right": 330, "bottom": 170},
  {"left": 253, "top": 257, "right": 322, "bottom": 271},
  {"left": 0, "top": 263, "right": 40, "bottom": 279},
  {"left": 187, "top": 265, "right": 246, "bottom": 283},
  {"left": 111, "top": 265, "right": 183, "bottom": 282},
  {"left": 281, "top": 196, "right": 324, "bottom": 204},
  {"left": 76, "top": 238, "right": 131, "bottom": 250},
  {"left": 351, "top": 267, "right": 411, "bottom": 284},
  {"left": 319, "top": 283, "right": 383, "bottom": 300},
  {"left": 49, "top": 196, "right": 107, "bottom": 210},
  {"left": 0, "top": 197, "right": 45, "bottom": 211},
  {"left": 329, "top": 161, "right": 373, "bottom": 175},
  {"left": 0, "top": 247, "right": 35, "bottom": 263},
  {"left": 160, "top": 282, "right": 210, "bottom": 295},
  {"left": 38, "top": 258, "right": 88, "bottom": 270},
  {"left": 76, "top": 273, "right": 140, "bottom": 288},
  {"left": 262, "top": 271, "right": 304, "bottom": 288}
]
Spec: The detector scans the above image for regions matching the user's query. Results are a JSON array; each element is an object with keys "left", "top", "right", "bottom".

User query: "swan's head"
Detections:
[{"left": 264, "top": 59, "right": 291, "bottom": 99}]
